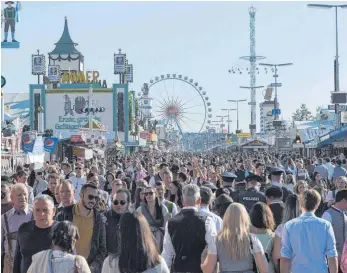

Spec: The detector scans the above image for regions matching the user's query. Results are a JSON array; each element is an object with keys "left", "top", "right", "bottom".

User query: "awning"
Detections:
[{"left": 317, "top": 126, "right": 347, "bottom": 148}]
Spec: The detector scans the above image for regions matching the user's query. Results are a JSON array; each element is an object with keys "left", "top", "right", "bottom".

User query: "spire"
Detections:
[{"left": 49, "top": 17, "right": 81, "bottom": 55}]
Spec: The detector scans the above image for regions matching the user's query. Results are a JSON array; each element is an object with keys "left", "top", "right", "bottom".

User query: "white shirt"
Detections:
[
  {"left": 324, "top": 163, "right": 335, "bottom": 180},
  {"left": 325, "top": 190, "right": 338, "bottom": 203},
  {"left": 199, "top": 205, "right": 223, "bottom": 233},
  {"left": 69, "top": 176, "right": 86, "bottom": 202},
  {"left": 148, "top": 175, "right": 156, "bottom": 187},
  {"left": 161, "top": 206, "right": 217, "bottom": 267}
]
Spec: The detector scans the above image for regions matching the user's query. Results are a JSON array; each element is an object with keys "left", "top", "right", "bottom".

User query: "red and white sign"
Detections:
[
  {"left": 140, "top": 131, "right": 149, "bottom": 139},
  {"left": 70, "top": 135, "right": 85, "bottom": 143}
]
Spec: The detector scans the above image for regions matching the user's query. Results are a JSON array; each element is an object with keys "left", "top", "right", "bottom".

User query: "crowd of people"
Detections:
[{"left": 1, "top": 150, "right": 347, "bottom": 273}]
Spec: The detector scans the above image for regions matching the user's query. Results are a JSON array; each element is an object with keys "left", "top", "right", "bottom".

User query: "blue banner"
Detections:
[
  {"left": 44, "top": 137, "right": 58, "bottom": 153},
  {"left": 22, "top": 131, "right": 36, "bottom": 153}
]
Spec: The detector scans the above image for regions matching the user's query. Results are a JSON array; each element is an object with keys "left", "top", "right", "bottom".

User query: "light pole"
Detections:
[
  {"left": 307, "top": 4, "right": 347, "bottom": 128},
  {"left": 221, "top": 108, "right": 236, "bottom": 134},
  {"left": 259, "top": 62, "right": 293, "bottom": 152},
  {"left": 228, "top": 99, "right": 247, "bottom": 132},
  {"left": 216, "top": 115, "right": 227, "bottom": 133}
]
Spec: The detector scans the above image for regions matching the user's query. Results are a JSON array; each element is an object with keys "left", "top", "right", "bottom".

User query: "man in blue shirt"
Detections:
[{"left": 280, "top": 189, "right": 338, "bottom": 273}]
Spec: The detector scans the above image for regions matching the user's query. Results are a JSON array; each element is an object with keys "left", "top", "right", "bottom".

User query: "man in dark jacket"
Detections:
[
  {"left": 162, "top": 184, "right": 217, "bottom": 272},
  {"left": 267, "top": 167, "right": 293, "bottom": 202},
  {"left": 55, "top": 183, "right": 107, "bottom": 273},
  {"left": 215, "top": 172, "right": 239, "bottom": 201},
  {"left": 237, "top": 175, "right": 267, "bottom": 212},
  {"left": 104, "top": 189, "right": 131, "bottom": 254}
]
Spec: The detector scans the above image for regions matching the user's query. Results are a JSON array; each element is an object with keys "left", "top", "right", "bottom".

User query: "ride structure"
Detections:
[
  {"left": 239, "top": 6, "right": 265, "bottom": 137},
  {"left": 140, "top": 74, "right": 212, "bottom": 135}
]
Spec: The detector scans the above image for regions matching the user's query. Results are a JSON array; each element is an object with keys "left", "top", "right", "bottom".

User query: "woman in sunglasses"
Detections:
[{"left": 136, "top": 187, "right": 169, "bottom": 252}]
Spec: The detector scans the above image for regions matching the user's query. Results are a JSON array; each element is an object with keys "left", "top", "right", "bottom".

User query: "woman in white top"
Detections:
[
  {"left": 272, "top": 194, "right": 300, "bottom": 272},
  {"left": 325, "top": 176, "right": 347, "bottom": 207},
  {"left": 28, "top": 221, "right": 90, "bottom": 273},
  {"left": 102, "top": 211, "right": 169, "bottom": 273}
]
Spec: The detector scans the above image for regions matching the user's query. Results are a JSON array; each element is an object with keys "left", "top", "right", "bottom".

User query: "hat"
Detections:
[
  {"left": 246, "top": 175, "right": 263, "bottom": 183},
  {"left": 202, "top": 181, "right": 217, "bottom": 190},
  {"left": 5, "top": 1, "right": 15, "bottom": 4},
  {"left": 221, "top": 172, "right": 237, "bottom": 183},
  {"left": 270, "top": 167, "right": 285, "bottom": 176}
]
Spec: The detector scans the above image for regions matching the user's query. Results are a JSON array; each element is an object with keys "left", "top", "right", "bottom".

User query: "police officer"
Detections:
[
  {"left": 267, "top": 167, "right": 293, "bottom": 202},
  {"left": 215, "top": 172, "right": 238, "bottom": 201},
  {"left": 237, "top": 175, "right": 267, "bottom": 213}
]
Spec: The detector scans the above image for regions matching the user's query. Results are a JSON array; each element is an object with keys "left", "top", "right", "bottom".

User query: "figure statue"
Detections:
[
  {"left": 63, "top": 95, "right": 74, "bottom": 116},
  {"left": 142, "top": 83, "right": 149, "bottom": 96},
  {"left": 3, "top": 1, "right": 18, "bottom": 43}
]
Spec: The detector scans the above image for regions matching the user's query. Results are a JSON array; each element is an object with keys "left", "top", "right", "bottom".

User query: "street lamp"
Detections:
[
  {"left": 221, "top": 108, "right": 236, "bottom": 134},
  {"left": 307, "top": 4, "right": 347, "bottom": 92},
  {"left": 216, "top": 115, "right": 227, "bottom": 133},
  {"left": 227, "top": 99, "right": 247, "bottom": 132},
  {"left": 259, "top": 62, "right": 293, "bottom": 152}
]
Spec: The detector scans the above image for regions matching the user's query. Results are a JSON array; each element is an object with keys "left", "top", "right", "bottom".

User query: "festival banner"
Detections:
[
  {"left": 114, "top": 54, "right": 126, "bottom": 74},
  {"left": 44, "top": 137, "right": 58, "bottom": 153},
  {"left": 31, "top": 54, "right": 46, "bottom": 75},
  {"left": 48, "top": 65, "right": 61, "bottom": 82},
  {"left": 22, "top": 131, "right": 37, "bottom": 153}
]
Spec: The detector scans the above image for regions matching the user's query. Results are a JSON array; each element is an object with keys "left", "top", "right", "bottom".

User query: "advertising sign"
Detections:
[
  {"left": 22, "top": 131, "right": 37, "bottom": 153},
  {"left": 48, "top": 65, "right": 61, "bottom": 82},
  {"left": 45, "top": 92, "right": 113, "bottom": 133},
  {"left": 237, "top": 133, "right": 251, "bottom": 138},
  {"left": 114, "top": 54, "right": 126, "bottom": 74},
  {"left": 44, "top": 137, "right": 58, "bottom": 153},
  {"left": 126, "top": 64, "right": 133, "bottom": 83},
  {"left": 31, "top": 54, "right": 46, "bottom": 75}
]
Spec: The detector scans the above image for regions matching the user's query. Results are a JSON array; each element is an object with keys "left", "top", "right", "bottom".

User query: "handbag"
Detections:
[{"left": 249, "top": 236, "right": 258, "bottom": 273}]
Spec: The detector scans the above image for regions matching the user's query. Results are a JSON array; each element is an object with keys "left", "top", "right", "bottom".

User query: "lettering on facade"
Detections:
[{"left": 61, "top": 71, "right": 108, "bottom": 87}]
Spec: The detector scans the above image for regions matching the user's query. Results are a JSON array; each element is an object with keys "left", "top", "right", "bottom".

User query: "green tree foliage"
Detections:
[{"left": 292, "top": 103, "right": 315, "bottom": 121}]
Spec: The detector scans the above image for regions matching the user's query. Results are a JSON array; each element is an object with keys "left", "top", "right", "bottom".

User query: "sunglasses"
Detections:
[
  {"left": 144, "top": 192, "right": 154, "bottom": 196},
  {"left": 87, "top": 194, "right": 100, "bottom": 201},
  {"left": 36, "top": 172, "right": 43, "bottom": 175},
  {"left": 113, "top": 200, "right": 126, "bottom": 206}
]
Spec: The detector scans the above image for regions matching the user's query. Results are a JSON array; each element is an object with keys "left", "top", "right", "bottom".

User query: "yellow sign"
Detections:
[
  {"left": 61, "top": 71, "right": 100, "bottom": 84},
  {"left": 237, "top": 133, "right": 251, "bottom": 138}
]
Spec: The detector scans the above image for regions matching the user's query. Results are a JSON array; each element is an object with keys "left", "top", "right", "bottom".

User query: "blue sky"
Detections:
[{"left": 1, "top": 1, "right": 347, "bottom": 133}]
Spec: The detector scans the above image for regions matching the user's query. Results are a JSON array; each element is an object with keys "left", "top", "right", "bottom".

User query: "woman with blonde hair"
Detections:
[{"left": 201, "top": 203, "right": 268, "bottom": 273}]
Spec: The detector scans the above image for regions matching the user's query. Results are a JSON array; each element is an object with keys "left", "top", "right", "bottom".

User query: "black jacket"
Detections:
[{"left": 55, "top": 205, "right": 107, "bottom": 273}]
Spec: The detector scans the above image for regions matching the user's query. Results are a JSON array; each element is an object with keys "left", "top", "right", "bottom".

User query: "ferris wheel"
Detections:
[{"left": 141, "top": 74, "right": 212, "bottom": 133}]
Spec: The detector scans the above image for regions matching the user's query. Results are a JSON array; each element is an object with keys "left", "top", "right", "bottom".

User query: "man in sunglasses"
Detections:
[
  {"left": 104, "top": 188, "right": 131, "bottom": 254},
  {"left": 70, "top": 163, "right": 86, "bottom": 202},
  {"left": 87, "top": 173, "right": 110, "bottom": 210},
  {"left": 55, "top": 183, "right": 107, "bottom": 273}
]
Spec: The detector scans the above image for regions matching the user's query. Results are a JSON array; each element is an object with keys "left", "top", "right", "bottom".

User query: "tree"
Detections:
[{"left": 292, "top": 104, "right": 314, "bottom": 121}]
